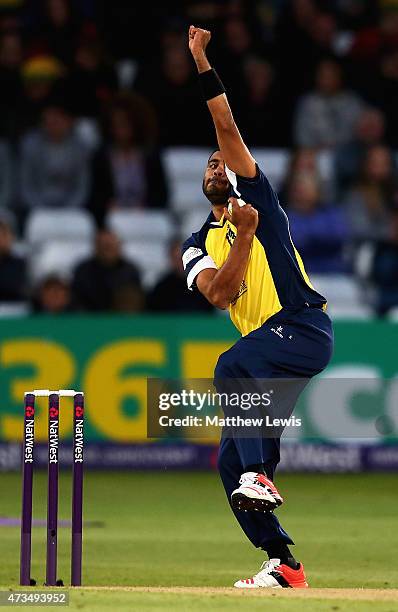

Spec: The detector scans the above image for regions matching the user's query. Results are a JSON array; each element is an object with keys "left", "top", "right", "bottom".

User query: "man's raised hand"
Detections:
[{"left": 188, "top": 25, "right": 211, "bottom": 60}]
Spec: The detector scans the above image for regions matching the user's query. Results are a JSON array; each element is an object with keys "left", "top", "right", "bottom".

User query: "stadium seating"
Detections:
[
  {"left": 25, "top": 209, "right": 95, "bottom": 246},
  {"left": 164, "top": 148, "right": 335, "bottom": 214},
  {"left": 163, "top": 148, "right": 207, "bottom": 215},
  {"left": 106, "top": 210, "right": 174, "bottom": 288},
  {"left": 122, "top": 242, "right": 169, "bottom": 289},
  {"left": 3, "top": 149, "right": 368, "bottom": 315},
  {"left": 181, "top": 209, "right": 209, "bottom": 239},
  {"left": 25, "top": 209, "right": 96, "bottom": 283},
  {"left": 106, "top": 209, "right": 173, "bottom": 243},
  {"left": 29, "top": 241, "right": 93, "bottom": 284},
  {"left": 311, "top": 274, "right": 371, "bottom": 319}
]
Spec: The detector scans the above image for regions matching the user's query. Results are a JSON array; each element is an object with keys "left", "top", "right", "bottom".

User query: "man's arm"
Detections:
[
  {"left": 196, "top": 198, "right": 258, "bottom": 309},
  {"left": 189, "top": 25, "right": 256, "bottom": 179}
]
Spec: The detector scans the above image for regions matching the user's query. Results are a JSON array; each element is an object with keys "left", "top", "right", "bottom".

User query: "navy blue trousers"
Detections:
[{"left": 214, "top": 307, "right": 333, "bottom": 549}]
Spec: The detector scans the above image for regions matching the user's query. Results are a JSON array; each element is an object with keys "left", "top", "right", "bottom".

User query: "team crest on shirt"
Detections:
[
  {"left": 226, "top": 224, "right": 236, "bottom": 246},
  {"left": 231, "top": 280, "right": 247, "bottom": 305}
]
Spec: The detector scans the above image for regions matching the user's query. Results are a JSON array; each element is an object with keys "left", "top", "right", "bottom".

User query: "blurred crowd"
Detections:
[{"left": 0, "top": 0, "right": 398, "bottom": 316}]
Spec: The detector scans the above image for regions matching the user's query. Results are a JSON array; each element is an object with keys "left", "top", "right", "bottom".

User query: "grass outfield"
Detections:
[{"left": 0, "top": 471, "right": 397, "bottom": 610}]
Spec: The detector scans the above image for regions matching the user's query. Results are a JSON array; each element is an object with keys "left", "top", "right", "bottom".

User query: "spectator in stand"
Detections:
[
  {"left": 344, "top": 145, "right": 398, "bottom": 243},
  {"left": 294, "top": 59, "right": 364, "bottom": 148},
  {"left": 0, "top": 32, "right": 24, "bottom": 140},
  {"left": 221, "top": 16, "right": 254, "bottom": 86},
  {"left": 280, "top": 147, "right": 320, "bottom": 202},
  {"left": 20, "top": 100, "right": 89, "bottom": 215},
  {"left": 148, "top": 238, "right": 214, "bottom": 313},
  {"left": 368, "top": 211, "right": 398, "bottom": 317},
  {"left": 0, "top": 216, "right": 26, "bottom": 302},
  {"left": 233, "top": 56, "right": 284, "bottom": 146},
  {"left": 345, "top": 8, "right": 398, "bottom": 148},
  {"left": 379, "top": 50, "right": 398, "bottom": 147},
  {"left": 0, "top": 140, "right": 13, "bottom": 210},
  {"left": 218, "top": 17, "right": 270, "bottom": 123},
  {"left": 345, "top": 7, "right": 397, "bottom": 126},
  {"left": 135, "top": 39, "right": 209, "bottom": 145},
  {"left": 72, "top": 229, "right": 144, "bottom": 311},
  {"left": 276, "top": 4, "right": 339, "bottom": 125},
  {"left": 40, "top": 0, "right": 79, "bottom": 66},
  {"left": 89, "top": 93, "right": 168, "bottom": 226},
  {"left": 276, "top": 0, "right": 319, "bottom": 76},
  {"left": 334, "top": 108, "right": 385, "bottom": 197},
  {"left": 18, "top": 55, "right": 64, "bottom": 136},
  {"left": 0, "top": 31, "right": 22, "bottom": 92},
  {"left": 67, "top": 26, "right": 117, "bottom": 118},
  {"left": 287, "top": 171, "right": 350, "bottom": 274},
  {"left": 307, "top": 12, "right": 337, "bottom": 58},
  {"left": 112, "top": 284, "right": 146, "bottom": 313},
  {"left": 337, "top": 0, "right": 379, "bottom": 30},
  {"left": 95, "top": 3, "right": 158, "bottom": 62},
  {"left": 31, "top": 274, "right": 73, "bottom": 313},
  {"left": 224, "top": 17, "right": 253, "bottom": 59}
]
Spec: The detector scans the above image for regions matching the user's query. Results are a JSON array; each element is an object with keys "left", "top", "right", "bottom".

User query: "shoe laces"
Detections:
[
  {"left": 238, "top": 471, "right": 258, "bottom": 485},
  {"left": 258, "top": 558, "right": 280, "bottom": 574},
  {"left": 250, "top": 559, "right": 281, "bottom": 586}
]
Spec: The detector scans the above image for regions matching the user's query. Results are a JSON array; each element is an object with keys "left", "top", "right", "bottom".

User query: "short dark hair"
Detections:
[
  {"left": 207, "top": 148, "right": 220, "bottom": 162},
  {"left": 40, "top": 275, "right": 69, "bottom": 290}
]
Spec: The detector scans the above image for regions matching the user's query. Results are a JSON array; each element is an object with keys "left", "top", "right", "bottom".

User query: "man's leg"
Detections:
[
  {"left": 215, "top": 311, "right": 333, "bottom": 587},
  {"left": 214, "top": 340, "right": 285, "bottom": 486},
  {"left": 233, "top": 437, "right": 280, "bottom": 479},
  {"left": 214, "top": 337, "right": 300, "bottom": 563},
  {"left": 222, "top": 434, "right": 307, "bottom": 589},
  {"left": 217, "top": 436, "right": 293, "bottom": 548}
]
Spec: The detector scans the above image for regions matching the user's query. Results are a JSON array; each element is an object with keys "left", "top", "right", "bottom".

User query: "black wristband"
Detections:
[{"left": 199, "top": 68, "right": 226, "bottom": 101}]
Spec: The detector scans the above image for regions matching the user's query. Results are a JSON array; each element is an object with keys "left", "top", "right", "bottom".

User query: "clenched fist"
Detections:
[
  {"left": 224, "top": 197, "right": 259, "bottom": 236},
  {"left": 189, "top": 25, "right": 211, "bottom": 60}
]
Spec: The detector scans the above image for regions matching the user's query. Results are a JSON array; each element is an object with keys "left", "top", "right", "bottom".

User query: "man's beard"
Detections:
[{"left": 202, "top": 179, "right": 230, "bottom": 206}]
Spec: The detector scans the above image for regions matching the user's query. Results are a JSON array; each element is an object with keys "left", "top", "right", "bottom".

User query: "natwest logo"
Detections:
[
  {"left": 49, "top": 407, "right": 59, "bottom": 418},
  {"left": 75, "top": 406, "right": 84, "bottom": 418},
  {"left": 25, "top": 406, "right": 34, "bottom": 418}
]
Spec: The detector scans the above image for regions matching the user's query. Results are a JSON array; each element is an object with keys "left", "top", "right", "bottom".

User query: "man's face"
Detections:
[
  {"left": 95, "top": 231, "right": 120, "bottom": 265},
  {"left": 110, "top": 109, "right": 134, "bottom": 147},
  {"left": 40, "top": 280, "right": 69, "bottom": 313},
  {"left": 43, "top": 107, "right": 72, "bottom": 142},
  {"left": 202, "top": 151, "right": 230, "bottom": 205},
  {"left": 0, "top": 223, "right": 12, "bottom": 255}
]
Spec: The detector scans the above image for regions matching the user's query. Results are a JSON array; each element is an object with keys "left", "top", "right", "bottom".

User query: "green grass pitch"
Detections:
[{"left": 0, "top": 471, "right": 397, "bottom": 610}]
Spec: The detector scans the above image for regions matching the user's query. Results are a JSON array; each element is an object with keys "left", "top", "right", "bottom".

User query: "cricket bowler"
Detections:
[{"left": 182, "top": 26, "right": 334, "bottom": 589}]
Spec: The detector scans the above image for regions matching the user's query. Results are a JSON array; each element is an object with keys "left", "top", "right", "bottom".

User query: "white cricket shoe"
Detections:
[
  {"left": 231, "top": 472, "right": 283, "bottom": 513},
  {"left": 234, "top": 558, "right": 308, "bottom": 589}
]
